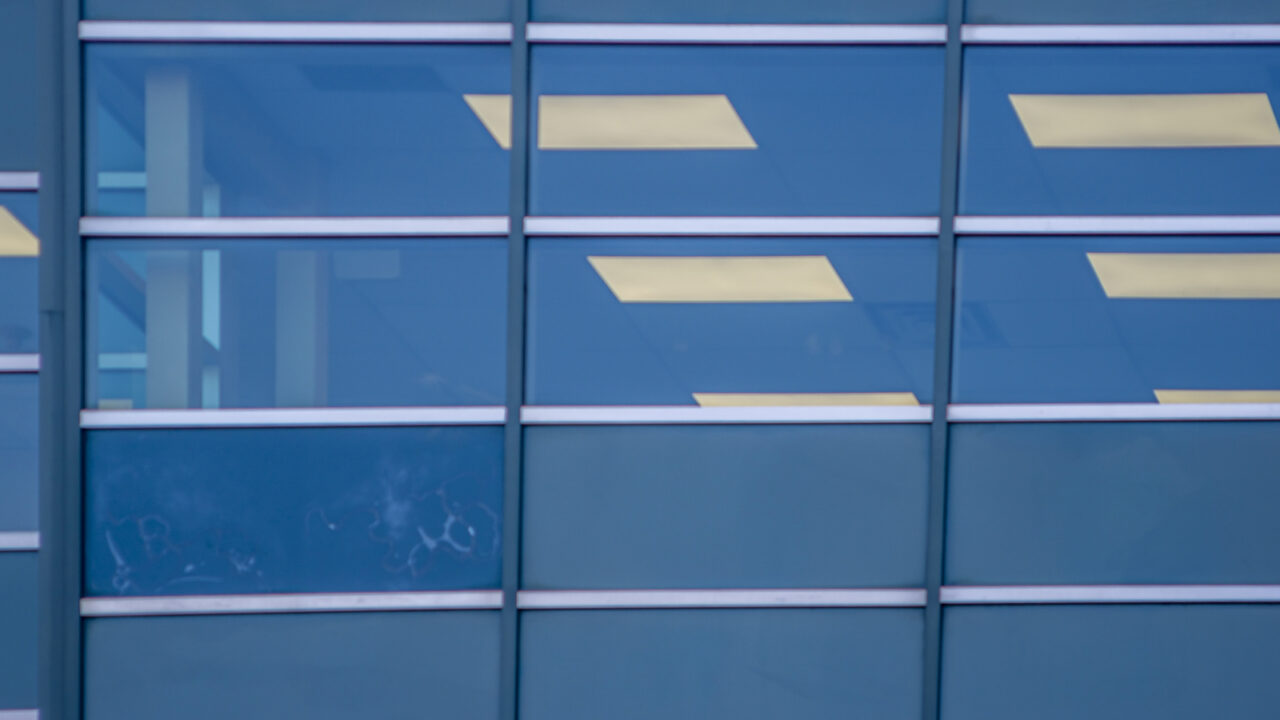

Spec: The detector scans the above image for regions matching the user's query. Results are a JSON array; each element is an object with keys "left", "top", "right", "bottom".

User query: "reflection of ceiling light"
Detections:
[
  {"left": 463, "top": 94, "right": 512, "bottom": 149},
  {"left": 1156, "top": 390, "right": 1280, "bottom": 404},
  {"left": 540, "top": 95, "right": 757, "bottom": 150},
  {"left": 694, "top": 392, "right": 920, "bottom": 406},
  {"left": 0, "top": 207, "right": 38, "bottom": 257},
  {"left": 588, "top": 256, "right": 852, "bottom": 303},
  {"left": 1088, "top": 252, "right": 1280, "bottom": 298},
  {"left": 1010, "top": 93, "right": 1280, "bottom": 147}
]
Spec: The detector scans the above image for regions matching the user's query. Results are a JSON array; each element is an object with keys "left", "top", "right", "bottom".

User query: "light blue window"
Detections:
[
  {"left": 534, "top": 0, "right": 943, "bottom": 23},
  {"left": 0, "top": 375, "right": 38, "bottom": 532},
  {"left": 968, "top": 0, "right": 1280, "bottom": 24},
  {"left": 0, "top": 193, "right": 38, "bottom": 354},
  {"left": 87, "top": 0, "right": 508, "bottom": 21},
  {"left": 0, "top": 0, "right": 38, "bottom": 171},
  {"left": 0, "top": 553, "right": 36, "bottom": 711}
]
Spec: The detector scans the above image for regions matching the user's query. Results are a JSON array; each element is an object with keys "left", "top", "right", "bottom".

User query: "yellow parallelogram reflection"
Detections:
[
  {"left": 1010, "top": 93, "right": 1280, "bottom": 148},
  {"left": 588, "top": 256, "right": 852, "bottom": 303},
  {"left": 694, "top": 392, "right": 921, "bottom": 407},
  {"left": 1087, "top": 253, "right": 1280, "bottom": 298},
  {"left": 0, "top": 207, "right": 38, "bottom": 257},
  {"left": 1155, "top": 390, "right": 1280, "bottom": 404}
]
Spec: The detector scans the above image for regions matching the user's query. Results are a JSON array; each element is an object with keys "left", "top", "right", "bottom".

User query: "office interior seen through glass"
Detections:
[{"left": 10, "top": 0, "right": 1280, "bottom": 719}]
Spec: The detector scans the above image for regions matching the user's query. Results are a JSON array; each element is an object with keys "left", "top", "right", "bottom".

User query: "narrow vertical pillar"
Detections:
[{"left": 275, "top": 250, "right": 324, "bottom": 407}]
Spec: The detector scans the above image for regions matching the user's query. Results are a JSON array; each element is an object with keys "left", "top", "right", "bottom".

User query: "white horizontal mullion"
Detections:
[
  {"left": 525, "top": 216, "right": 940, "bottom": 236},
  {"left": 943, "top": 585, "right": 1280, "bottom": 604},
  {"left": 78, "top": 21, "right": 513, "bottom": 43},
  {"left": 956, "top": 215, "right": 1280, "bottom": 235},
  {"left": 0, "top": 354, "right": 39, "bottom": 373},
  {"left": 81, "top": 591, "right": 503, "bottom": 617},
  {"left": 962, "top": 24, "right": 1280, "bottom": 44},
  {"left": 0, "top": 711, "right": 39, "bottom": 720},
  {"left": 0, "top": 532, "right": 40, "bottom": 551},
  {"left": 80, "top": 216, "right": 509, "bottom": 238},
  {"left": 527, "top": 23, "right": 946, "bottom": 44},
  {"left": 517, "top": 588, "right": 926, "bottom": 609},
  {"left": 521, "top": 405, "right": 933, "bottom": 424},
  {"left": 947, "top": 403, "right": 1280, "bottom": 422},
  {"left": 0, "top": 172, "right": 39, "bottom": 191},
  {"left": 80, "top": 406, "right": 506, "bottom": 428}
]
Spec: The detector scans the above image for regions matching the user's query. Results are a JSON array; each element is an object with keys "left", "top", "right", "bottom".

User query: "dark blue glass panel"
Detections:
[
  {"left": 948, "top": 422, "right": 1280, "bottom": 585},
  {"left": 943, "top": 605, "right": 1280, "bottom": 720},
  {"left": 528, "top": 238, "right": 936, "bottom": 404},
  {"left": 84, "top": 427, "right": 503, "bottom": 595},
  {"left": 85, "top": 612, "right": 499, "bottom": 720},
  {"left": 0, "top": 1, "right": 38, "bottom": 171},
  {"left": 535, "top": 0, "right": 942, "bottom": 23},
  {"left": 524, "top": 425, "right": 928, "bottom": 588},
  {"left": 954, "top": 236, "right": 1280, "bottom": 403},
  {"left": 530, "top": 46, "right": 944, "bottom": 216},
  {"left": 968, "top": 0, "right": 1280, "bottom": 23},
  {"left": 0, "top": 193, "right": 38, "bottom": 354},
  {"left": 0, "top": 553, "right": 36, "bottom": 710},
  {"left": 87, "top": 239, "right": 505, "bottom": 409},
  {"left": 523, "top": 609, "right": 922, "bottom": 720},
  {"left": 0, "top": 375, "right": 38, "bottom": 532},
  {"left": 87, "top": 0, "right": 508, "bottom": 21},
  {"left": 86, "top": 45, "right": 509, "bottom": 216},
  {"left": 962, "top": 47, "right": 1280, "bottom": 215}
]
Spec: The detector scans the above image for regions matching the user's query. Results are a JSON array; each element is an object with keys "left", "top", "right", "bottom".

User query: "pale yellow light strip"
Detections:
[
  {"left": 0, "top": 207, "right": 38, "bottom": 257},
  {"left": 588, "top": 256, "right": 852, "bottom": 303},
  {"left": 463, "top": 94, "right": 512, "bottom": 150},
  {"left": 1155, "top": 390, "right": 1280, "bottom": 404},
  {"left": 1087, "top": 253, "right": 1280, "bottom": 298},
  {"left": 1009, "top": 93, "right": 1280, "bottom": 148},
  {"left": 694, "top": 392, "right": 921, "bottom": 407},
  {"left": 540, "top": 95, "right": 757, "bottom": 150}
]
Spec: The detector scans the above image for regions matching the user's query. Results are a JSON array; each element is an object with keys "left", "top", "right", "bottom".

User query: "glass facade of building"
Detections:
[{"left": 8, "top": 1, "right": 1280, "bottom": 719}]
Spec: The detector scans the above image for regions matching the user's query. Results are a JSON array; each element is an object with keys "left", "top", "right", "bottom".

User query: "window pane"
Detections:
[
  {"left": 85, "top": 612, "right": 499, "bottom": 720},
  {"left": 948, "top": 422, "right": 1280, "bottom": 585},
  {"left": 86, "top": 45, "right": 509, "bottom": 217},
  {"left": 524, "top": 425, "right": 928, "bottom": 589},
  {"left": 87, "top": 239, "right": 505, "bottom": 409},
  {"left": 943, "top": 605, "right": 1280, "bottom": 720},
  {"left": 962, "top": 47, "right": 1280, "bottom": 216},
  {"left": 87, "top": 0, "right": 508, "bottom": 21},
  {"left": 530, "top": 47, "right": 944, "bottom": 216},
  {"left": 953, "top": 236, "right": 1280, "bottom": 404},
  {"left": 528, "top": 238, "right": 936, "bottom": 405},
  {"left": 534, "top": 0, "right": 942, "bottom": 23},
  {"left": 968, "top": 0, "right": 1280, "bottom": 24},
  {"left": 522, "top": 610, "right": 922, "bottom": 720},
  {"left": 84, "top": 427, "right": 503, "bottom": 595},
  {"left": 0, "top": 553, "right": 36, "bottom": 711},
  {"left": 0, "top": 1, "right": 38, "bottom": 171},
  {"left": 0, "top": 375, "right": 37, "bottom": 532},
  {"left": 0, "top": 193, "right": 38, "bottom": 354}
]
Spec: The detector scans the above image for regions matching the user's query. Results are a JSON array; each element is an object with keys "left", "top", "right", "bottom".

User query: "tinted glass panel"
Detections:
[
  {"left": 962, "top": 47, "right": 1280, "bottom": 216},
  {"left": 522, "top": 609, "right": 922, "bottom": 720},
  {"left": 948, "top": 422, "right": 1280, "bottom": 585},
  {"left": 0, "top": 553, "right": 36, "bottom": 710},
  {"left": 530, "top": 47, "right": 944, "bottom": 216},
  {"left": 534, "top": 0, "right": 942, "bottom": 23},
  {"left": 0, "top": 375, "right": 38, "bottom": 532},
  {"left": 528, "top": 238, "right": 936, "bottom": 404},
  {"left": 87, "top": 0, "right": 507, "bottom": 21},
  {"left": 0, "top": 1, "right": 38, "bottom": 171},
  {"left": 954, "top": 236, "right": 1280, "bottom": 404},
  {"left": 84, "top": 427, "right": 503, "bottom": 595},
  {"left": 0, "top": 193, "right": 38, "bottom": 354},
  {"left": 524, "top": 425, "right": 928, "bottom": 588},
  {"left": 87, "top": 239, "right": 505, "bottom": 409},
  {"left": 968, "top": 0, "right": 1280, "bottom": 24},
  {"left": 86, "top": 45, "right": 509, "bottom": 216},
  {"left": 85, "top": 612, "right": 499, "bottom": 720},
  {"left": 943, "top": 605, "right": 1280, "bottom": 720}
]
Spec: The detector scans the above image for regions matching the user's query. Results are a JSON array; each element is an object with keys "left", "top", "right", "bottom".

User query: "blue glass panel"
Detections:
[
  {"left": 0, "top": 553, "right": 36, "bottom": 710},
  {"left": 0, "top": 1, "right": 38, "bottom": 171},
  {"left": 0, "top": 193, "right": 38, "bottom": 354},
  {"left": 954, "top": 236, "right": 1280, "bottom": 403},
  {"left": 534, "top": 0, "right": 942, "bottom": 23},
  {"left": 524, "top": 425, "right": 928, "bottom": 588},
  {"left": 968, "top": 0, "right": 1280, "bottom": 24},
  {"left": 87, "top": 239, "right": 505, "bottom": 409},
  {"left": 88, "top": 0, "right": 507, "bottom": 21},
  {"left": 85, "top": 611, "right": 499, "bottom": 720},
  {"left": 948, "top": 422, "right": 1280, "bottom": 585},
  {"left": 523, "top": 609, "right": 921, "bottom": 720},
  {"left": 0, "top": 375, "right": 38, "bottom": 533},
  {"left": 528, "top": 238, "right": 936, "bottom": 404},
  {"left": 84, "top": 427, "right": 503, "bottom": 595},
  {"left": 943, "top": 605, "right": 1280, "bottom": 720},
  {"left": 962, "top": 47, "right": 1280, "bottom": 215},
  {"left": 86, "top": 45, "right": 509, "bottom": 216},
  {"left": 530, "top": 46, "right": 944, "bottom": 216}
]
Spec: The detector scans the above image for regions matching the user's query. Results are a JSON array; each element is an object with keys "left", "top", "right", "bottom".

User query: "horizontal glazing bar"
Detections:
[
  {"left": 517, "top": 589, "right": 927, "bottom": 609},
  {"left": 948, "top": 403, "right": 1280, "bottom": 422},
  {"left": 0, "top": 172, "right": 39, "bottom": 191},
  {"left": 0, "top": 355, "right": 39, "bottom": 373},
  {"left": 78, "top": 21, "right": 513, "bottom": 43},
  {"left": 80, "top": 591, "right": 504, "bottom": 617},
  {"left": 955, "top": 216, "right": 1280, "bottom": 235},
  {"left": 942, "top": 585, "right": 1280, "bottom": 604},
  {"left": 0, "top": 711, "right": 39, "bottom": 720},
  {"left": 80, "top": 407, "right": 507, "bottom": 428},
  {"left": 0, "top": 532, "right": 40, "bottom": 551},
  {"left": 524, "top": 217, "right": 941, "bottom": 236},
  {"left": 520, "top": 406, "right": 933, "bottom": 424},
  {"left": 526, "top": 23, "right": 947, "bottom": 44},
  {"left": 80, "top": 217, "right": 510, "bottom": 237},
  {"left": 961, "top": 24, "right": 1280, "bottom": 44}
]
